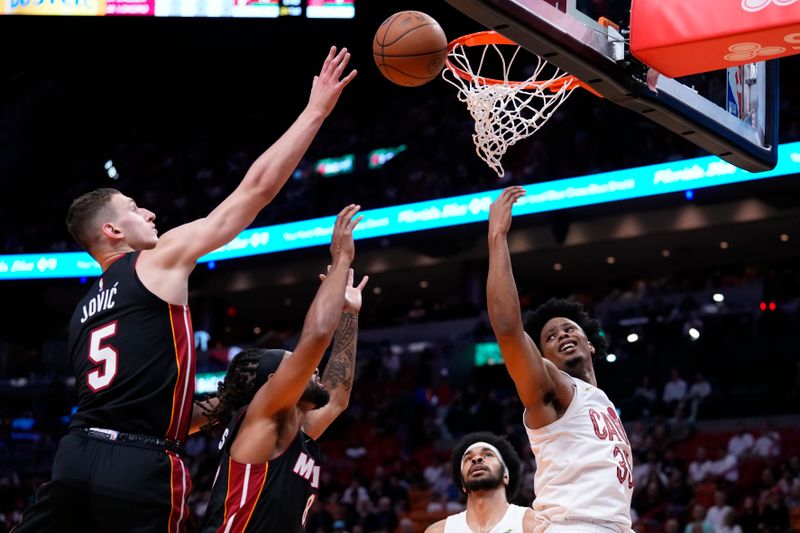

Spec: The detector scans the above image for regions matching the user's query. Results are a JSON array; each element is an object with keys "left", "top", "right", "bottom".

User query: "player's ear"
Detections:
[
  {"left": 102, "top": 222, "right": 123, "bottom": 241},
  {"left": 588, "top": 341, "right": 595, "bottom": 356}
]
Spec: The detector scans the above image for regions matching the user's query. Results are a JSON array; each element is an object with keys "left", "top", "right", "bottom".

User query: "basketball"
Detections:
[{"left": 373, "top": 11, "right": 448, "bottom": 87}]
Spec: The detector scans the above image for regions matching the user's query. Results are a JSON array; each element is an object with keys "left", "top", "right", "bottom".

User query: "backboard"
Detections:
[{"left": 444, "top": 0, "right": 779, "bottom": 172}]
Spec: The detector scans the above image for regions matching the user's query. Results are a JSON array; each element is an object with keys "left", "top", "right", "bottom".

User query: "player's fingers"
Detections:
[
  {"left": 320, "top": 47, "right": 336, "bottom": 76},
  {"left": 336, "top": 204, "right": 355, "bottom": 226},
  {"left": 327, "top": 265, "right": 331, "bottom": 272},
  {"left": 326, "top": 47, "right": 347, "bottom": 76},
  {"left": 504, "top": 187, "right": 525, "bottom": 204},
  {"left": 348, "top": 214, "right": 364, "bottom": 231},
  {"left": 338, "top": 69, "right": 358, "bottom": 89},
  {"left": 334, "top": 52, "right": 351, "bottom": 77},
  {"left": 347, "top": 268, "right": 354, "bottom": 285},
  {"left": 342, "top": 204, "right": 360, "bottom": 227},
  {"left": 356, "top": 275, "right": 369, "bottom": 291}
]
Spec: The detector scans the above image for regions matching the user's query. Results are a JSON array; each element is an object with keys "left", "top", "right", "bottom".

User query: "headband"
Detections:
[{"left": 464, "top": 441, "right": 509, "bottom": 476}]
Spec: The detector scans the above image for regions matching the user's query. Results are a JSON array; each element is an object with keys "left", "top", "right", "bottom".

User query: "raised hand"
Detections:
[
  {"left": 330, "top": 204, "right": 362, "bottom": 265},
  {"left": 308, "top": 46, "right": 358, "bottom": 118},
  {"left": 320, "top": 267, "right": 369, "bottom": 315},
  {"left": 488, "top": 186, "right": 526, "bottom": 237}
]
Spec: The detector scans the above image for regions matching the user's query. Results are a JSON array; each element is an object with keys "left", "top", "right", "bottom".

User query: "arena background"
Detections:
[{"left": 0, "top": 2, "right": 799, "bottom": 531}]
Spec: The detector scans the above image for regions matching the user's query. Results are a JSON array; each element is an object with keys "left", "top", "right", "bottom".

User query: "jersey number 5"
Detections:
[{"left": 87, "top": 321, "right": 119, "bottom": 392}]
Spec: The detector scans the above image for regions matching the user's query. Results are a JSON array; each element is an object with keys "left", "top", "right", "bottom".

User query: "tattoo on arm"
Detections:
[{"left": 323, "top": 312, "right": 358, "bottom": 393}]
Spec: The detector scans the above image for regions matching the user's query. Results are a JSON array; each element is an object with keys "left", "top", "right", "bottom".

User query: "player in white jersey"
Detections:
[
  {"left": 486, "top": 187, "right": 635, "bottom": 533},
  {"left": 426, "top": 432, "right": 536, "bottom": 533}
]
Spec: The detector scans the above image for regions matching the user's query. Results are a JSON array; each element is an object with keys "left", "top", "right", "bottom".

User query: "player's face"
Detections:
[
  {"left": 300, "top": 368, "right": 330, "bottom": 409},
  {"left": 108, "top": 194, "right": 158, "bottom": 249},
  {"left": 539, "top": 317, "right": 595, "bottom": 374},
  {"left": 461, "top": 446, "right": 507, "bottom": 493}
]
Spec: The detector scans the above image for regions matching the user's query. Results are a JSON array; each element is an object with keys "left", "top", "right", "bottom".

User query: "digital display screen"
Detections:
[
  {"left": 0, "top": 0, "right": 353, "bottom": 17},
  {"left": 474, "top": 342, "right": 504, "bottom": 367},
  {"left": 1, "top": 141, "right": 797, "bottom": 280}
]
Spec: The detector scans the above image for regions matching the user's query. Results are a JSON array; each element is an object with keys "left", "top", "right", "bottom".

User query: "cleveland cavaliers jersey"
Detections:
[
  {"left": 444, "top": 503, "right": 528, "bottom": 532},
  {"left": 68, "top": 252, "right": 195, "bottom": 443},
  {"left": 524, "top": 373, "right": 633, "bottom": 533},
  {"left": 201, "top": 409, "right": 321, "bottom": 533}
]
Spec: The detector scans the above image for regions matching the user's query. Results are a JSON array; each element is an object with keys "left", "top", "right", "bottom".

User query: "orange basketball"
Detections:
[{"left": 373, "top": 11, "right": 448, "bottom": 87}]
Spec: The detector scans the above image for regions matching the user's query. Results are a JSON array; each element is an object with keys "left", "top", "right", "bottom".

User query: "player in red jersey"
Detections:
[
  {"left": 14, "top": 46, "right": 356, "bottom": 533},
  {"left": 200, "top": 204, "right": 366, "bottom": 533}
]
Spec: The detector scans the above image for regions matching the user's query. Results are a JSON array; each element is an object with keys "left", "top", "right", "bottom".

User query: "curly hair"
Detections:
[
  {"left": 201, "top": 348, "right": 284, "bottom": 436},
  {"left": 450, "top": 431, "right": 523, "bottom": 501},
  {"left": 523, "top": 298, "right": 608, "bottom": 359}
]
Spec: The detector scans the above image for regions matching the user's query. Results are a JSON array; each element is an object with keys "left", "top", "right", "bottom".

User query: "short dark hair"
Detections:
[
  {"left": 450, "top": 431, "right": 523, "bottom": 501},
  {"left": 202, "top": 348, "right": 286, "bottom": 436},
  {"left": 523, "top": 298, "right": 608, "bottom": 359},
  {"left": 65, "top": 188, "right": 121, "bottom": 250}
]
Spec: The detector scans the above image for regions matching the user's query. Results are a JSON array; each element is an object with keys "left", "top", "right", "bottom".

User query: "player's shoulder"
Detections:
[
  {"left": 521, "top": 506, "right": 537, "bottom": 531},
  {"left": 424, "top": 518, "right": 447, "bottom": 533}
]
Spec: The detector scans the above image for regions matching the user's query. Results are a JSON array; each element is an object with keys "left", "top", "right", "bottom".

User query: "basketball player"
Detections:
[
  {"left": 199, "top": 204, "right": 364, "bottom": 533},
  {"left": 13, "top": 47, "right": 357, "bottom": 533},
  {"left": 426, "top": 431, "right": 535, "bottom": 533},
  {"left": 486, "top": 186, "right": 634, "bottom": 532}
]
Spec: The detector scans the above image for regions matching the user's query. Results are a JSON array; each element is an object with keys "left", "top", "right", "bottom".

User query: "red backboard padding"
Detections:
[{"left": 630, "top": 0, "right": 800, "bottom": 77}]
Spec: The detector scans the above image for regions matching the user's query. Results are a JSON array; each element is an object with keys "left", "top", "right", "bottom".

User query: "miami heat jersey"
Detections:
[
  {"left": 202, "top": 409, "right": 321, "bottom": 533},
  {"left": 443, "top": 503, "right": 528, "bottom": 532},
  {"left": 68, "top": 252, "right": 195, "bottom": 443},
  {"left": 524, "top": 373, "right": 633, "bottom": 532}
]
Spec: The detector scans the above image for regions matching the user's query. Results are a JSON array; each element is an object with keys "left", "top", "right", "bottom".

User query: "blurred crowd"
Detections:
[
  {"left": 1, "top": 58, "right": 798, "bottom": 255},
  {"left": 1, "top": 262, "right": 799, "bottom": 532}
]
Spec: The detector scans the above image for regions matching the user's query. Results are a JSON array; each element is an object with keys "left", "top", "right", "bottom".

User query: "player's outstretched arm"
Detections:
[
  {"left": 487, "top": 187, "right": 571, "bottom": 428},
  {"left": 231, "top": 205, "right": 361, "bottom": 462},
  {"left": 303, "top": 268, "right": 368, "bottom": 440},
  {"left": 142, "top": 46, "right": 357, "bottom": 273}
]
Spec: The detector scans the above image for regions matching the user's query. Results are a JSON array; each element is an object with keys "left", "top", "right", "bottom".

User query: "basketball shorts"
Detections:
[{"left": 13, "top": 428, "right": 191, "bottom": 533}]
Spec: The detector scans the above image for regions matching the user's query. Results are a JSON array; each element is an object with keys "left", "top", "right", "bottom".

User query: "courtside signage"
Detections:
[{"left": 2, "top": 141, "right": 798, "bottom": 280}]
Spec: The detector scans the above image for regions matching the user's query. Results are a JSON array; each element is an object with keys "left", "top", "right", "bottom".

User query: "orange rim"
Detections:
[{"left": 445, "top": 30, "right": 602, "bottom": 97}]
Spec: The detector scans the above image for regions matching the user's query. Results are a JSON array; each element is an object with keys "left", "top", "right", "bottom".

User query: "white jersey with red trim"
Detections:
[
  {"left": 443, "top": 503, "right": 528, "bottom": 533},
  {"left": 524, "top": 373, "right": 634, "bottom": 532}
]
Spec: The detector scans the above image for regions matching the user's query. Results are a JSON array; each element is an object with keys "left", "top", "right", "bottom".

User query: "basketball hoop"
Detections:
[{"left": 444, "top": 31, "right": 599, "bottom": 178}]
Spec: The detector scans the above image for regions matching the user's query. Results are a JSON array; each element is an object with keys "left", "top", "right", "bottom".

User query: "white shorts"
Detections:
[{"left": 540, "top": 520, "right": 629, "bottom": 533}]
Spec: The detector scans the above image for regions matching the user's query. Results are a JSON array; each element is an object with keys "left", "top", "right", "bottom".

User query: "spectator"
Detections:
[
  {"left": 660, "top": 447, "right": 686, "bottom": 481},
  {"left": 397, "top": 517, "right": 415, "bottom": 533},
  {"left": 341, "top": 479, "right": 370, "bottom": 506},
  {"left": 631, "top": 375, "right": 659, "bottom": 418},
  {"left": 715, "top": 509, "right": 742, "bottom": 533},
  {"left": 684, "top": 504, "right": 713, "bottom": 533},
  {"left": 705, "top": 490, "right": 734, "bottom": 530},
  {"left": 753, "top": 422, "right": 782, "bottom": 459},
  {"left": 711, "top": 446, "right": 739, "bottom": 485},
  {"left": 688, "top": 446, "right": 714, "bottom": 486},
  {"left": 757, "top": 486, "right": 790, "bottom": 532},
  {"left": 738, "top": 496, "right": 760, "bottom": 532},
  {"left": 635, "top": 450, "right": 667, "bottom": 489},
  {"left": 668, "top": 408, "right": 694, "bottom": 442},
  {"left": 364, "top": 496, "right": 398, "bottom": 532},
  {"left": 663, "top": 369, "right": 688, "bottom": 414},
  {"left": 727, "top": 421, "right": 754, "bottom": 458},
  {"left": 687, "top": 372, "right": 712, "bottom": 421},
  {"left": 664, "top": 470, "right": 693, "bottom": 515},
  {"left": 426, "top": 492, "right": 445, "bottom": 513}
]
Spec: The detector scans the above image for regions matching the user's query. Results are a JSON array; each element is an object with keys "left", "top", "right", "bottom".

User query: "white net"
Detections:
[{"left": 444, "top": 37, "right": 577, "bottom": 177}]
